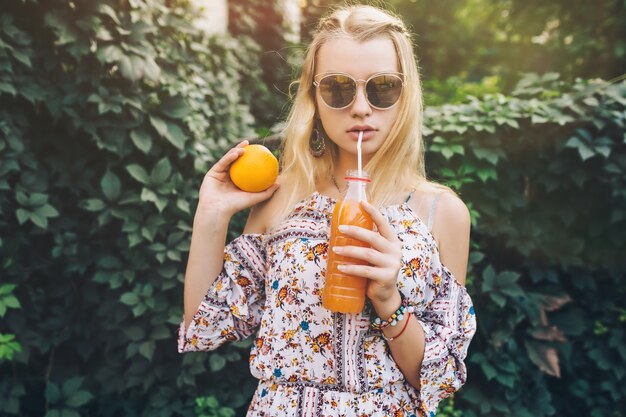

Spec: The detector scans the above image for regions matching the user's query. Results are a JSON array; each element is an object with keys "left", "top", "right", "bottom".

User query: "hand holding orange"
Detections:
[{"left": 229, "top": 144, "right": 279, "bottom": 192}]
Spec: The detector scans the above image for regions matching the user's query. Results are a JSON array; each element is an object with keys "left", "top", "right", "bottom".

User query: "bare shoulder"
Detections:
[
  {"left": 242, "top": 187, "right": 287, "bottom": 234},
  {"left": 435, "top": 191, "right": 471, "bottom": 231},
  {"left": 406, "top": 182, "right": 457, "bottom": 223},
  {"left": 431, "top": 189, "right": 471, "bottom": 286}
]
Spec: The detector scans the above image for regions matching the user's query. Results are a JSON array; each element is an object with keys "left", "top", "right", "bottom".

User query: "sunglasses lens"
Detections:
[
  {"left": 319, "top": 75, "right": 356, "bottom": 108},
  {"left": 366, "top": 75, "right": 403, "bottom": 108}
]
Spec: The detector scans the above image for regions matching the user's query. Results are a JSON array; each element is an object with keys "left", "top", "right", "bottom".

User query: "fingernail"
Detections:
[
  {"left": 338, "top": 225, "right": 348, "bottom": 232},
  {"left": 332, "top": 246, "right": 343, "bottom": 253},
  {"left": 337, "top": 265, "right": 346, "bottom": 271}
]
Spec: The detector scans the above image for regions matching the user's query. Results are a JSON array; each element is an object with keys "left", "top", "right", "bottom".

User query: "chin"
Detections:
[{"left": 338, "top": 142, "right": 380, "bottom": 158}]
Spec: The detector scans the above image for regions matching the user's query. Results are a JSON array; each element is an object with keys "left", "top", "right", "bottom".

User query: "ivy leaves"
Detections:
[
  {"left": 15, "top": 192, "right": 59, "bottom": 230},
  {"left": 44, "top": 377, "right": 93, "bottom": 417},
  {"left": 423, "top": 74, "right": 626, "bottom": 417},
  {"left": 1, "top": 0, "right": 260, "bottom": 415}
]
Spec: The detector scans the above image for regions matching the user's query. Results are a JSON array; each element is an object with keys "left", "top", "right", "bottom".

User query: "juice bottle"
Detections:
[{"left": 322, "top": 170, "right": 374, "bottom": 313}]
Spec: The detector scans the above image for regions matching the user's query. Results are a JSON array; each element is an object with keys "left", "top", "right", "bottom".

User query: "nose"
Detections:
[{"left": 350, "top": 82, "right": 371, "bottom": 118}]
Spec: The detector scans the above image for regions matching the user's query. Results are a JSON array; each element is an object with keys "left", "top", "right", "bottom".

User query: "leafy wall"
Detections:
[
  {"left": 0, "top": 0, "right": 262, "bottom": 415},
  {"left": 427, "top": 74, "right": 626, "bottom": 417}
]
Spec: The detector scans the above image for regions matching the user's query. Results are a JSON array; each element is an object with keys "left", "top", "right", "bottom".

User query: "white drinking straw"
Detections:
[{"left": 357, "top": 131, "right": 363, "bottom": 178}]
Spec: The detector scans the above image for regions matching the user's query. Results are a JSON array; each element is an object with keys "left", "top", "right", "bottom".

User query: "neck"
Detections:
[
  {"left": 332, "top": 152, "right": 369, "bottom": 193},
  {"left": 334, "top": 152, "right": 370, "bottom": 181}
]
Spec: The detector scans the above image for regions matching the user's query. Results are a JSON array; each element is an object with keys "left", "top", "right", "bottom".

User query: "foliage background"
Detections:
[{"left": 1, "top": 0, "right": 625, "bottom": 416}]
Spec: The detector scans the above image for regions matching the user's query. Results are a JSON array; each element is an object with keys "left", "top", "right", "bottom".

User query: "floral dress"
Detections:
[{"left": 178, "top": 192, "right": 477, "bottom": 417}]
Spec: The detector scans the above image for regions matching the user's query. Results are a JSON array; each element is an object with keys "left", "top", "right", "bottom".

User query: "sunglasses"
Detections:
[{"left": 313, "top": 72, "right": 404, "bottom": 110}]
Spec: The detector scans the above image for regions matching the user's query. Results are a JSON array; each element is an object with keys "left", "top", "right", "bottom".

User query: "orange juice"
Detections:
[{"left": 322, "top": 172, "right": 373, "bottom": 313}]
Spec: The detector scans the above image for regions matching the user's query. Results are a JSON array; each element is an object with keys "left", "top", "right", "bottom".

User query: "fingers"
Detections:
[
  {"left": 332, "top": 245, "right": 386, "bottom": 266},
  {"left": 336, "top": 263, "right": 380, "bottom": 279},
  {"left": 334, "top": 202, "right": 402, "bottom": 283},
  {"left": 359, "top": 201, "right": 397, "bottom": 242},
  {"left": 210, "top": 141, "right": 248, "bottom": 174},
  {"left": 246, "top": 182, "right": 280, "bottom": 202},
  {"left": 338, "top": 224, "right": 388, "bottom": 253}
]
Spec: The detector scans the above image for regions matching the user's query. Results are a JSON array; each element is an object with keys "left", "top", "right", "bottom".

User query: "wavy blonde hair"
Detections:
[{"left": 275, "top": 5, "right": 433, "bottom": 222}]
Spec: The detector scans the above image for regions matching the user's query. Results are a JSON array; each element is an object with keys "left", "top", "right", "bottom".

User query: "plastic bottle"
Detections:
[{"left": 322, "top": 170, "right": 374, "bottom": 313}]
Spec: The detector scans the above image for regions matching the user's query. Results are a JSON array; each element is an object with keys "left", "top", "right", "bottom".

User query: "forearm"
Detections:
[
  {"left": 373, "top": 291, "right": 426, "bottom": 389},
  {"left": 183, "top": 206, "right": 232, "bottom": 329}
]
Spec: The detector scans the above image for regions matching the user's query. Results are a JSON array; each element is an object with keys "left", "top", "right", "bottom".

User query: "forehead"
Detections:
[{"left": 316, "top": 36, "right": 399, "bottom": 77}]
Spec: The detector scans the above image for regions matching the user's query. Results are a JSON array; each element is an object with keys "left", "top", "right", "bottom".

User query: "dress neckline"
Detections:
[{"left": 308, "top": 191, "right": 460, "bottom": 284}]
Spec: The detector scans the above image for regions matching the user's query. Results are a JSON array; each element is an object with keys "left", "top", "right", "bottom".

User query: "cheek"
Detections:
[
  {"left": 318, "top": 108, "right": 342, "bottom": 135},
  {"left": 380, "top": 108, "right": 400, "bottom": 134}
]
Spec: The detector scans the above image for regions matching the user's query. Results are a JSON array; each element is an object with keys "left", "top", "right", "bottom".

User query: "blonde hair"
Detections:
[{"left": 275, "top": 5, "right": 440, "bottom": 222}]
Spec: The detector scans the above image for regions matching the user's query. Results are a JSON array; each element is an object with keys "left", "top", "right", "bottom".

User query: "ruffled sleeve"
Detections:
[
  {"left": 178, "top": 234, "right": 267, "bottom": 352},
  {"left": 414, "top": 250, "right": 477, "bottom": 416}
]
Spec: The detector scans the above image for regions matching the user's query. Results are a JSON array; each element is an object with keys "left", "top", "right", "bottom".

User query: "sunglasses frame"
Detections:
[{"left": 313, "top": 71, "right": 405, "bottom": 110}]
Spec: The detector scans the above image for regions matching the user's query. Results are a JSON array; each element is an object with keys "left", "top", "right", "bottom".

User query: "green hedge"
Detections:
[
  {"left": 0, "top": 0, "right": 262, "bottom": 416},
  {"left": 426, "top": 74, "right": 626, "bottom": 417},
  {"left": 1, "top": 0, "right": 625, "bottom": 416}
]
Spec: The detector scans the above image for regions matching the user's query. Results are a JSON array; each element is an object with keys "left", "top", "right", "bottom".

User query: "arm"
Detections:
[
  {"left": 182, "top": 140, "right": 279, "bottom": 333},
  {"left": 371, "top": 292, "right": 426, "bottom": 389},
  {"left": 183, "top": 206, "right": 231, "bottom": 329},
  {"left": 373, "top": 192, "right": 472, "bottom": 389},
  {"left": 411, "top": 193, "right": 475, "bottom": 414},
  {"left": 431, "top": 192, "right": 471, "bottom": 286},
  {"left": 336, "top": 196, "right": 476, "bottom": 416}
]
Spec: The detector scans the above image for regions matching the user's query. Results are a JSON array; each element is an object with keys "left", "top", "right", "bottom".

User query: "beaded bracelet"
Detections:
[
  {"left": 382, "top": 313, "right": 412, "bottom": 342},
  {"left": 369, "top": 295, "right": 415, "bottom": 330}
]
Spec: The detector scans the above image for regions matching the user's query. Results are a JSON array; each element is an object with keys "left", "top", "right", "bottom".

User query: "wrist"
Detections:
[
  {"left": 196, "top": 199, "right": 235, "bottom": 216},
  {"left": 371, "top": 290, "right": 402, "bottom": 321},
  {"left": 193, "top": 204, "right": 233, "bottom": 228}
]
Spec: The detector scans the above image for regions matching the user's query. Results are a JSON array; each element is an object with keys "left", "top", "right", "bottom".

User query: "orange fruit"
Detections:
[{"left": 229, "top": 144, "right": 279, "bottom": 192}]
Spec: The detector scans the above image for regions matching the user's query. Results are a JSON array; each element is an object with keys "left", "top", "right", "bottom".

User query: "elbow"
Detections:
[
  {"left": 409, "top": 379, "right": 421, "bottom": 390},
  {"left": 406, "top": 367, "right": 422, "bottom": 390}
]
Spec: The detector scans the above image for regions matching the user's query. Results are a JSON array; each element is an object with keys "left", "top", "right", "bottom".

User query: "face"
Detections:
[{"left": 314, "top": 36, "right": 402, "bottom": 162}]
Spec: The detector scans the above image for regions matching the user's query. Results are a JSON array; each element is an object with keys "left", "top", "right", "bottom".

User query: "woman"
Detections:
[{"left": 179, "top": 5, "right": 476, "bottom": 416}]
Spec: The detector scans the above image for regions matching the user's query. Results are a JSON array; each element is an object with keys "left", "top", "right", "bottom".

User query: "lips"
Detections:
[
  {"left": 347, "top": 124, "right": 376, "bottom": 133},
  {"left": 348, "top": 130, "right": 376, "bottom": 140}
]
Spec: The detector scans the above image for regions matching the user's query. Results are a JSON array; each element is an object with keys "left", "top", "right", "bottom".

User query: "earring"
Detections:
[{"left": 310, "top": 121, "right": 326, "bottom": 157}]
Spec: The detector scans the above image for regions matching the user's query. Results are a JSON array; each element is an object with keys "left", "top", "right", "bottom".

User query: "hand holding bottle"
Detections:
[{"left": 330, "top": 200, "right": 403, "bottom": 305}]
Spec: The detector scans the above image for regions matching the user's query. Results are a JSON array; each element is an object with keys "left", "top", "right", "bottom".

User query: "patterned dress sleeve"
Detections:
[
  {"left": 414, "top": 248, "right": 477, "bottom": 416},
  {"left": 178, "top": 233, "right": 267, "bottom": 353}
]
